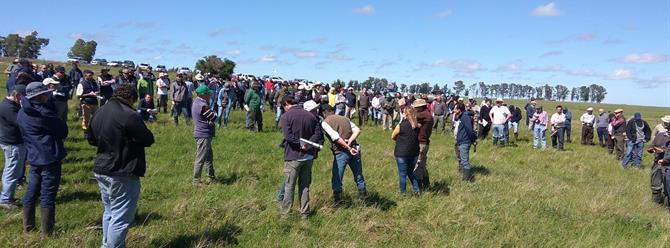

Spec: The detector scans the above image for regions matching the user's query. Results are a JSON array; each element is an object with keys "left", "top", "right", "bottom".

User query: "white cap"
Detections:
[
  {"left": 586, "top": 107, "right": 594, "bottom": 111},
  {"left": 303, "top": 100, "right": 319, "bottom": 112},
  {"left": 42, "top": 78, "right": 60, "bottom": 85},
  {"left": 496, "top": 97, "right": 503, "bottom": 102}
]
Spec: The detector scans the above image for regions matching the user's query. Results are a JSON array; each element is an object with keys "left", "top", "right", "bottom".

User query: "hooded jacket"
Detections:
[
  {"left": 625, "top": 119, "right": 651, "bottom": 142},
  {"left": 17, "top": 98, "right": 68, "bottom": 166},
  {"left": 456, "top": 111, "right": 477, "bottom": 145}
]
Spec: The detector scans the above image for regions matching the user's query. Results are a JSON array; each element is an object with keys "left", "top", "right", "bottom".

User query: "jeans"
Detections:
[
  {"left": 395, "top": 156, "right": 419, "bottom": 195},
  {"left": 551, "top": 127, "right": 565, "bottom": 150},
  {"left": 492, "top": 124, "right": 506, "bottom": 145},
  {"left": 331, "top": 152, "right": 366, "bottom": 193},
  {"left": 622, "top": 140, "right": 644, "bottom": 168},
  {"left": 193, "top": 138, "right": 215, "bottom": 181},
  {"left": 597, "top": 127, "right": 608, "bottom": 146},
  {"left": 458, "top": 143, "right": 472, "bottom": 170},
  {"left": 95, "top": 174, "right": 141, "bottom": 248},
  {"left": 222, "top": 100, "right": 235, "bottom": 127},
  {"left": 372, "top": 108, "right": 382, "bottom": 122},
  {"left": 508, "top": 122, "right": 519, "bottom": 134},
  {"left": 276, "top": 182, "right": 285, "bottom": 202},
  {"left": 1, "top": 143, "right": 26, "bottom": 203},
  {"left": 23, "top": 163, "right": 61, "bottom": 209},
  {"left": 533, "top": 124, "right": 547, "bottom": 149},
  {"left": 172, "top": 101, "right": 191, "bottom": 123},
  {"left": 281, "top": 160, "right": 313, "bottom": 216}
]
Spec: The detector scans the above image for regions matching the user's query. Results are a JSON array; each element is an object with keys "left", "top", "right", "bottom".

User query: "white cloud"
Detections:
[
  {"left": 540, "top": 50, "right": 562, "bottom": 57},
  {"left": 224, "top": 50, "right": 241, "bottom": 57},
  {"left": 531, "top": 2, "right": 564, "bottom": 17},
  {"left": 530, "top": 65, "right": 563, "bottom": 72},
  {"left": 437, "top": 9, "right": 453, "bottom": 18},
  {"left": 281, "top": 48, "right": 317, "bottom": 58},
  {"left": 567, "top": 68, "right": 600, "bottom": 77},
  {"left": 619, "top": 53, "right": 669, "bottom": 64},
  {"left": 103, "top": 21, "right": 160, "bottom": 31},
  {"left": 636, "top": 76, "right": 670, "bottom": 88},
  {"left": 432, "top": 59, "right": 482, "bottom": 73},
  {"left": 261, "top": 55, "right": 276, "bottom": 62},
  {"left": 354, "top": 4, "right": 375, "bottom": 15},
  {"left": 495, "top": 63, "right": 522, "bottom": 72},
  {"left": 607, "top": 69, "right": 635, "bottom": 80}
]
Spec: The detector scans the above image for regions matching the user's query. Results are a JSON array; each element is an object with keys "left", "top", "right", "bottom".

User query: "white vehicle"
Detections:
[
  {"left": 139, "top": 63, "right": 151, "bottom": 70},
  {"left": 155, "top": 65, "right": 167, "bottom": 72},
  {"left": 178, "top": 67, "right": 191, "bottom": 75},
  {"left": 91, "top": 58, "right": 107, "bottom": 65},
  {"left": 108, "top": 61, "right": 122, "bottom": 67},
  {"left": 270, "top": 76, "right": 285, "bottom": 83},
  {"left": 67, "top": 57, "right": 88, "bottom": 64}
]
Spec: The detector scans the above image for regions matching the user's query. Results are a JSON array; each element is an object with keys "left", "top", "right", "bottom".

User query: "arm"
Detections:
[
  {"left": 125, "top": 114, "right": 155, "bottom": 147},
  {"left": 281, "top": 115, "right": 300, "bottom": 147},
  {"left": 347, "top": 121, "right": 361, "bottom": 146}
]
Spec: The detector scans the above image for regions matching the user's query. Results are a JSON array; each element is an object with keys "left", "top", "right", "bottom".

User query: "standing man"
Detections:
[
  {"left": 97, "top": 68, "right": 115, "bottom": 106},
  {"left": 87, "top": 83, "right": 154, "bottom": 248},
  {"left": 611, "top": 109, "right": 627, "bottom": 160},
  {"left": 564, "top": 107, "right": 573, "bottom": 143},
  {"left": 244, "top": 83, "right": 263, "bottom": 132},
  {"left": 117, "top": 69, "right": 137, "bottom": 86},
  {"left": 345, "top": 87, "right": 357, "bottom": 119},
  {"left": 412, "top": 99, "right": 434, "bottom": 190},
  {"left": 171, "top": 74, "right": 190, "bottom": 125},
  {"left": 580, "top": 107, "right": 596, "bottom": 145},
  {"left": 432, "top": 96, "right": 448, "bottom": 135},
  {"left": 320, "top": 105, "right": 366, "bottom": 202},
  {"left": 622, "top": 113, "right": 651, "bottom": 169},
  {"left": 508, "top": 104, "right": 522, "bottom": 145},
  {"left": 0, "top": 85, "right": 27, "bottom": 209},
  {"left": 649, "top": 117, "right": 669, "bottom": 205},
  {"left": 488, "top": 98, "right": 511, "bottom": 146},
  {"left": 479, "top": 98, "right": 492, "bottom": 139},
  {"left": 454, "top": 102, "right": 476, "bottom": 182},
  {"left": 531, "top": 106, "right": 549, "bottom": 150},
  {"left": 357, "top": 89, "right": 370, "bottom": 126},
  {"left": 550, "top": 105, "right": 567, "bottom": 151},
  {"left": 595, "top": 108, "right": 610, "bottom": 147},
  {"left": 69, "top": 62, "right": 83, "bottom": 118},
  {"left": 279, "top": 96, "right": 322, "bottom": 219},
  {"left": 192, "top": 85, "right": 218, "bottom": 184},
  {"left": 76, "top": 70, "right": 100, "bottom": 132},
  {"left": 155, "top": 73, "right": 170, "bottom": 113},
  {"left": 51, "top": 66, "right": 72, "bottom": 121},
  {"left": 525, "top": 100, "right": 536, "bottom": 130},
  {"left": 18, "top": 82, "right": 69, "bottom": 238},
  {"left": 216, "top": 82, "right": 231, "bottom": 128}
]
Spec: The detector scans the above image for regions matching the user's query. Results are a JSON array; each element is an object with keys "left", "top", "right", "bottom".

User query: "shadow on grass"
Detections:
[
  {"left": 63, "top": 155, "right": 96, "bottom": 164},
  {"left": 471, "top": 164, "right": 490, "bottom": 175},
  {"left": 428, "top": 180, "right": 450, "bottom": 196},
  {"left": 215, "top": 173, "right": 240, "bottom": 185},
  {"left": 57, "top": 190, "right": 99, "bottom": 203},
  {"left": 336, "top": 191, "right": 397, "bottom": 211},
  {"left": 133, "top": 211, "right": 163, "bottom": 227},
  {"left": 150, "top": 221, "right": 241, "bottom": 247}
]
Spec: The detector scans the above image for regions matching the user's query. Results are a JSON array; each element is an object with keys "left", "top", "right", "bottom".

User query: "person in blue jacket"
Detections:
[
  {"left": 564, "top": 107, "right": 573, "bottom": 143},
  {"left": 454, "top": 102, "right": 477, "bottom": 182},
  {"left": 17, "top": 82, "right": 68, "bottom": 238}
]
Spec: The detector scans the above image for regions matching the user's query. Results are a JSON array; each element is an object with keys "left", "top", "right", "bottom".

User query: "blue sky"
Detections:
[{"left": 4, "top": 0, "right": 670, "bottom": 106}]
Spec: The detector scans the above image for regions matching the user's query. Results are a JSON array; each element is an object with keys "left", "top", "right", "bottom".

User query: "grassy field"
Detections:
[{"left": 1, "top": 59, "right": 670, "bottom": 247}]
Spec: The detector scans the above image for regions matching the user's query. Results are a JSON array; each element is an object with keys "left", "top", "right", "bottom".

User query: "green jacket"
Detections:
[
  {"left": 137, "top": 78, "right": 153, "bottom": 97},
  {"left": 245, "top": 89, "right": 262, "bottom": 109}
]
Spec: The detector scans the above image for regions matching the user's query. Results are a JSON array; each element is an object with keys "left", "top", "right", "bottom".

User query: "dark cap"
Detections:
[
  {"left": 12, "top": 84, "right": 27, "bottom": 96},
  {"left": 54, "top": 66, "right": 65, "bottom": 73},
  {"left": 634, "top": 112, "right": 641, "bottom": 120},
  {"left": 18, "top": 59, "right": 30, "bottom": 65}
]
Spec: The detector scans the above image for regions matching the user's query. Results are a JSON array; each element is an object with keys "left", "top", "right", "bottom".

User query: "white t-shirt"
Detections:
[
  {"left": 156, "top": 78, "right": 169, "bottom": 95},
  {"left": 490, "top": 106, "right": 511, "bottom": 125}
]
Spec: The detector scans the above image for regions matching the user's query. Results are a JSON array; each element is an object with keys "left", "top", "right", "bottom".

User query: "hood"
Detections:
[{"left": 20, "top": 97, "right": 55, "bottom": 116}]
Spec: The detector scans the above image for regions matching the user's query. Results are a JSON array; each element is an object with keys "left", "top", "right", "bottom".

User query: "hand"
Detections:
[
  {"left": 301, "top": 144, "right": 309, "bottom": 151},
  {"left": 349, "top": 147, "right": 359, "bottom": 156},
  {"left": 659, "top": 160, "right": 664, "bottom": 165}
]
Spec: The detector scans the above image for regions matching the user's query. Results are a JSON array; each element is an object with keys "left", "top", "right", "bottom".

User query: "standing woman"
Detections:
[{"left": 391, "top": 107, "right": 421, "bottom": 197}]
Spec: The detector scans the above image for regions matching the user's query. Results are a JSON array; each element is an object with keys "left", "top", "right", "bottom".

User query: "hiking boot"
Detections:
[
  {"left": 358, "top": 189, "right": 368, "bottom": 199},
  {"left": 40, "top": 207, "right": 55, "bottom": 238},
  {"left": 23, "top": 204, "right": 36, "bottom": 232},
  {"left": 423, "top": 176, "right": 431, "bottom": 190},
  {"left": 462, "top": 169, "right": 474, "bottom": 182},
  {"left": 333, "top": 191, "right": 342, "bottom": 203}
]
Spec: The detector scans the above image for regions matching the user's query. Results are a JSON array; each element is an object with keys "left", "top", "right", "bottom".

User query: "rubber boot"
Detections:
[
  {"left": 423, "top": 176, "right": 431, "bottom": 190},
  {"left": 462, "top": 169, "right": 474, "bottom": 182},
  {"left": 333, "top": 191, "right": 342, "bottom": 203},
  {"left": 40, "top": 208, "right": 55, "bottom": 238},
  {"left": 23, "top": 204, "right": 36, "bottom": 232}
]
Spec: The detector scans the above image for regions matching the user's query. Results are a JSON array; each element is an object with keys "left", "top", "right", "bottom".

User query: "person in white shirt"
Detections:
[
  {"left": 550, "top": 105, "right": 567, "bottom": 150},
  {"left": 371, "top": 93, "right": 382, "bottom": 125},
  {"left": 488, "top": 98, "right": 511, "bottom": 146},
  {"left": 580, "top": 107, "right": 596, "bottom": 145},
  {"left": 155, "top": 73, "right": 170, "bottom": 113}
]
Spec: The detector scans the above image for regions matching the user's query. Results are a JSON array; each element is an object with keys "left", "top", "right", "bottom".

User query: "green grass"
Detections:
[{"left": 1, "top": 58, "right": 670, "bottom": 247}]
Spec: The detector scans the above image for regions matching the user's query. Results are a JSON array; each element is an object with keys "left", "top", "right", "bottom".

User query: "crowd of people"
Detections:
[{"left": 1, "top": 58, "right": 669, "bottom": 246}]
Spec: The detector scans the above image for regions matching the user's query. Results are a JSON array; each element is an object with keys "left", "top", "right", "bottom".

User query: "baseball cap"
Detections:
[
  {"left": 195, "top": 84, "right": 212, "bottom": 95},
  {"left": 634, "top": 112, "right": 641, "bottom": 120},
  {"left": 42, "top": 78, "right": 60, "bottom": 86}
]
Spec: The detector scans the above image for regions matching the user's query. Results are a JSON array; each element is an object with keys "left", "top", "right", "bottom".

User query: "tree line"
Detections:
[
  {"left": 0, "top": 31, "right": 50, "bottom": 59},
  {"left": 330, "top": 78, "right": 608, "bottom": 103}
]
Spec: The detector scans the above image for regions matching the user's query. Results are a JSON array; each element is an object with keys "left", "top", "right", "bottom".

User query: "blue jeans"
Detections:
[
  {"left": 275, "top": 106, "right": 283, "bottom": 122},
  {"left": 492, "top": 124, "right": 506, "bottom": 144},
  {"left": 276, "top": 182, "right": 285, "bottom": 202},
  {"left": 533, "top": 124, "right": 547, "bottom": 148},
  {"left": 1, "top": 143, "right": 26, "bottom": 203},
  {"left": 458, "top": 143, "right": 472, "bottom": 170},
  {"left": 372, "top": 108, "right": 382, "bottom": 120},
  {"left": 332, "top": 151, "right": 366, "bottom": 193},
  {"left": 622, "top": 140, "right": 644, "bottom": 168},
  {"left": 395, "top": 156, "right": 419, "bottom": 195},
  {"left": 96, "top": 174, "right": 141, "bottom": 248},
  {"left": 23, "top": 163, "right": 61, "bottom": 209},
  {"left": 172, "top": 101, "right": 191, "bottom": 122}
]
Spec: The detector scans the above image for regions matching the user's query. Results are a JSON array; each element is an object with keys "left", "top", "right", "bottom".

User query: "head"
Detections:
[
  {"left": 8, "top": 85, "right": 26, "bottom": 104},
  {"left": 40, "top": 64, "right": 48, "bottom": 72},
  {"left": 403, "top": 107, "right": 419, "bottom": 129},
  {"left": 144, "top": 94, "right": 152, "bottom": 102},
  {"left": 71, "top": 61, "right": 79, "bottom": 68},
  {"left": 101, "top": 68, "right": 110, "bottom": 75},
  {"left": 536, "top": 106, "right": 543, "bottom": 113},
  {"left": 495, "top": 99, "right": 503, "bottom": 106},
  {"left": 587, "top": 107, "right": 593, "bottom": 114},
  {"left": 556, "top": 105, "right": 563, "bottom": 114},
  {"left": 320, "top": 104, "right": 335, "bottom": 118},
  {"left": 25, "top": 82, "right": 53, "bottom": 103},
  {"left": 281, "top": 95, "right": 298, "bottom": 112},
  {"left": 453, "top": 102, "right": 466, "bottom": 116},
  {"left": 113, "top": 83, "right": 139, "bottom": 105},
  {"left": 54, "top": 66, "right": 65, "bottom": 78},
  {"left": 633, "top": 112, "right": 642, "bottom": 120},
  {"left": 196, "top": 85, "right": 212, "bottom": 101},
  {"left": 122, "top": 69, "right": 131, "bottom": 77},
  {"left": 83, "top": 70, "right": 94, "bottom": 80},
  {"left": 598, "top": 108, "right": 604, "bottom": 115},
  {"left": 662, "top": 116, "right": 670, "bottom": 129},
  {"left": 614, "top": 109, "right": 623, "bottom": 118}
]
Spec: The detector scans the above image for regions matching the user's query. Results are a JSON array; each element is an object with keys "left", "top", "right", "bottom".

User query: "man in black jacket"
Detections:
[
  {"left": 87, "top": 83, "right": 154, "bottom": 248},
  {"left": 478, "top": 98, "right": 492, "bottom": 139},
  {"left": 0, "top": 85, "right": 27, "bottom": 209},
  {"left": 508, "top": 105, "right": 522, "bottom": 145},
  {"left": 622, "top": 112, "right": 651, "bottom": 169}
]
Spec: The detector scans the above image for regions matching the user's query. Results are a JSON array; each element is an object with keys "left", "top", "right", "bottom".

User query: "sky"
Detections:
[{"left": 4, "top": 0, "right": 670, "bottom": 106}]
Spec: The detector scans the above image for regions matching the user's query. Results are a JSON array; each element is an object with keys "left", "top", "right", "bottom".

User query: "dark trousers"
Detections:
[
  {"left": 551, "top": 127, "right": 565, "bottom": 150},
  {"left": 23, "top": 163, "right": 61, "bottom": 209},
  {"left": 157, "top": 95, "right": 168, "bottom": 113},
  {"left": 55, "top": 100, "right": 68, "bottom": 121},
  {"left": 172, "top": 101, "right": 191, "bottom": 124},
  {"left": 597, "top": 127, "right": 608, "bottom": 147},
  {"left": 614, "top": 133, "right": 625, "bottom": 160},
  {"left": 478, "top": 123, "right": 491, "bottom": 139},
  {"left": 565, "top": 125, "right": 572, "bottom": 142},
  {"left": 358, "top": 108, "right": 369, "bottom": 126},
  {"left": 581, "top": 126, "right": 594, "bottom": 145},
  {"left": 247, "top": 108, "right": 263, "bottom": 131}
]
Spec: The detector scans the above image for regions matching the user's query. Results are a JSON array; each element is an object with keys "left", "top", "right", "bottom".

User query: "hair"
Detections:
[
  {"left": 320, "top": 104, "right": 334, "bottom": 115},
  {"left": 113, "top": 83, "right": 138, "bottom": 101},
  {"left": 455, "top": 102, "right": 466, "bottom": 112},
  {"left": 556, "top": 105, "right": 563, "bottom": 109},
  {"left": 403, "top": 107, "right": 419, "bottom": 129},
  {"left": 16, "top": 72, "right": 35, "bottom": 85},
  {"left": 281, "top": 95, "right": 297, "bottom": 106},
  {"left": 83, "top": 70, "right": 94, "bottom": 75}
]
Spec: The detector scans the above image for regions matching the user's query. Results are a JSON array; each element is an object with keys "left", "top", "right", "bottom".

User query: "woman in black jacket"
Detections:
[{"left": 392, "top": 107, "right": 421, "bottom": 196}]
